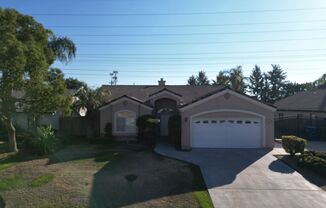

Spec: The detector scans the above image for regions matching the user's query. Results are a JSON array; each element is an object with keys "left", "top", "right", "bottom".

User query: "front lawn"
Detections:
[{"left": 0, "top": 142, "right": 213, "bottom": 208}]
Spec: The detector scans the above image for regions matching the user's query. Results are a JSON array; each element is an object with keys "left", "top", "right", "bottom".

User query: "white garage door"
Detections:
[{"left": 192, "top": 118, "right": 262, "bottom": 148}]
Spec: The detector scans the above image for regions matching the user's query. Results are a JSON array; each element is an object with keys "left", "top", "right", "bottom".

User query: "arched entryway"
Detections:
[{"left": 154, "top": 98, "right": 178, "bottom": 140}]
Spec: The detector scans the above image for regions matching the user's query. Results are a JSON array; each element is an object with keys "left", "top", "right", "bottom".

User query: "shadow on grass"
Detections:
[
  {"left": 47, "top": 142, "right": 145, "bottom": 165},
  {"left": 88, "top": 150, "right": 211, "bottom": 208},
  {"left": 0, "top": 195, "right": 5, "bottom": 208}
]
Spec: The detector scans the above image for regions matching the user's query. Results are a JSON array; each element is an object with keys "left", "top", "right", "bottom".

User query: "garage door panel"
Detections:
[{"left": 192, "top": 118, "right": 262, "bottom": 148}]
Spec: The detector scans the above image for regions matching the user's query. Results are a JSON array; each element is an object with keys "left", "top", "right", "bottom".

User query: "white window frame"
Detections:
[{"left": 114, "top": 110, "right": 137, "bottom": 134}]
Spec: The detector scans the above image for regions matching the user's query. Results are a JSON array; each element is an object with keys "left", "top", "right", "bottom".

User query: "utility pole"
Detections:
[{"left": 110, "top": 70, "right": 118, "bottom": 85}]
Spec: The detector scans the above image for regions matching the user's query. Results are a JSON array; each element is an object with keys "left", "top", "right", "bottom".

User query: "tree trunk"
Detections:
[{"left": 7, "top": 120, "right": 18, "bottom": 152}]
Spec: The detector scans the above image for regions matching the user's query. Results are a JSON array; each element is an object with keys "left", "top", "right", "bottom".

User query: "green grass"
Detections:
[
  {"left": 191, "top": 166, "right": 214, "bottom": 208},
  {"left": 30, "top": 174, "right": 55, "bottom": 188},
  {"left": 0, "top": 175, "right": 25, "bottom": 191},
  {"left": 0, "top": 154, "right": 23, "bottom": 171}
]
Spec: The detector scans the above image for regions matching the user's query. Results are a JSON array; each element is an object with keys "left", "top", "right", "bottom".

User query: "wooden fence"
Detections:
[{"left": 59, "top": 115, "right": 100, "bottom": 137}]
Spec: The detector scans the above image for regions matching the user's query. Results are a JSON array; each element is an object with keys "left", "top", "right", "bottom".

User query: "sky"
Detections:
[{"left": 1, "top": 0, "right": 326, "bottom": 87}]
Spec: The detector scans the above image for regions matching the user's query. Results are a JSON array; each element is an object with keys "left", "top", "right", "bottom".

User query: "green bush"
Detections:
[
  {"left": 299, "top": 151, "right": 326, "bottom": 177},
  {"left": 136, "top": 115, "right": 156, "bottom": 141},
  {"left": 136, "top": 115, "right": 159, "bottom": 147},
  {"left": 25, "top": 125, "right": 60, "bottom": 155},
  {"left": 168, "top": 115, "right": 181, "bottom": 149},
  {"left": 282, "top": 135, "right": 307, "bottom": 156},
  {"left": 104, "top": 122, "right": 113, "bottom": 138}
]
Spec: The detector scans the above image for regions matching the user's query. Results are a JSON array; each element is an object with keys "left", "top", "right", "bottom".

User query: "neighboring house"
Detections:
[
  {"left": 12, "top": 89, "right": 78, "bottom": 130},
  {"left": 274, "top": 88, "right": 326, "bottom": 119},
  {"left": 99, "top": 79, "right": 276, "bottom": 150}
]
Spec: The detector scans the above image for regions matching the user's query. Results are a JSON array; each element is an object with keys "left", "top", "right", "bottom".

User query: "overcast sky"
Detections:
[{"left": 1, "top": 0, "right": 326, "bottom": 87}]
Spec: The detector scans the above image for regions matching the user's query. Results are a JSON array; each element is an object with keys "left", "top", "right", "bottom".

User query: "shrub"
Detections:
[
  {"left": 104, "top": 122, "right": 113, "bottom": 138},
  {"left": 168, "top": 115, "right": 181, "bottom": 149},
  {"left": 25, "top": 125, "right": 60, "bottom": 155},
  {"left": 136, "top": 115, "right": 157, "bottom": 141},
  {"left": 298, "top": 151, "right": 326, "bottom": 177},
  {"left": 282, "top": 135, "right": 307, "bottom": 156},
  {"left": 136, "top": 115, "right": 159, "bottom": 147}
]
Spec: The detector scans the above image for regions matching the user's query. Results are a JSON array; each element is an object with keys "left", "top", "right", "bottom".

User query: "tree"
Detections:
[
  {"left": 212, "top": 71, "right": 229, "bottom": 86},
  {"left": 0, "top": 9, "right": 76, "bottom": 152},
  {"left": 187, "top": 75, "right": 197, "bottom": 86},
  {"left": 265, "top": 64, "right": 287, "bottom": 103},
  {"left": 212, "top": 66, "right": 246, "bottom": 92},
  {"left": 314, "top": 73, "right": 326, "bottom": 88},
  {"left": 26, "top": 68, "right": 72, "bottom": 128},
  {"left": 248, "top": 65, "right": 264, "bottom": 99},
  {"left": 73, "top": 87, "right": 111, "bottom": 118},
  {"left": 196, "top": 71, "right": 210, "bottom": 85},
  {"left": 187, "top": 71, "right": 209, "bottom": 85},
  {"left": 65, "top": 77, "right": 88, "bottom": 90},
  {"left": 228, "top": 66, "right": 247, "bottom": 92},
  {"left": 260, "top": 73, "right": 270, "bottom": 103}
]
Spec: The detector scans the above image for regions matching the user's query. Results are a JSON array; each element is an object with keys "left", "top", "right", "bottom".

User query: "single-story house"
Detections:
[
  {"left": 12, "top": 89, "right": 79, "bottom": 131},
  {"left": 274, "top": 88, "right": 326, "bottom": 120},
  {"left": 99, "top": 79, "right": 276, "bottom": 150}
]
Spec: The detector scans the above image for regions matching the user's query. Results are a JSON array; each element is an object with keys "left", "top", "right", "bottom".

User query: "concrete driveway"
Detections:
[{"left": 155, "top": 144, "right": 326, "bottom": 208}]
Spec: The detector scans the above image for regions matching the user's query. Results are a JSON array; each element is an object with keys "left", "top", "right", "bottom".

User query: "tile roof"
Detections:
[
  {"left": 274, "top": 89, "right": 326, "bottom": 112},
  {"left": 100, "top": 85, "right": 225, "bottom": 105}
]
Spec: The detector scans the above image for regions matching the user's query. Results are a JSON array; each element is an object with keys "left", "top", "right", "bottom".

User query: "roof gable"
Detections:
[
  {"left": 180, "top": 88, "right": 276, "bottom": 112},
  {"left": 100, "top": 85, "right": 224, "bottom": 105},
  {"left": 99, "top": 95, "right": 153, "bottom": 111}
]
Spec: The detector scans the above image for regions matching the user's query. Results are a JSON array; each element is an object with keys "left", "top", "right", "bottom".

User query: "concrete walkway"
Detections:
[{"left": 155, "top": 144, "right": 326, "bottom": 208}]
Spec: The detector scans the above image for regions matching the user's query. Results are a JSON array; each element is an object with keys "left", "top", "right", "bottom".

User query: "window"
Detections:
[
  {"left": 115, "top": 111, "right": 136, "bottom": 133},
  {"left": 203, "top": 120, "right": 209, "bottom": 124},
  {"left": 211, "top": 120, "right": 217, "bottom": 124},
  {"left": 236, "top": 120, "right": 243, "bottom": 124},
  {"left": 245, "top": 120, "right": 251, "bottom": 124},
  {"left": 228, "top": 120, "right": 234, "bottom": 124},
  {"left": 220, "top": 120, "right": 226, "bottom": 123},
  {"left": 195, "top": 120, "right": 201, "bottom": 124}
]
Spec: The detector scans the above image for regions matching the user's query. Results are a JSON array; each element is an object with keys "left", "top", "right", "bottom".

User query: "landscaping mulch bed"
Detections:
[{"left": 276, "top": 154, "right": 326, "bottom": 191}]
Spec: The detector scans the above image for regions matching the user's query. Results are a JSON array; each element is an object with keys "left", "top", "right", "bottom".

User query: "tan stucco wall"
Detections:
[
  {"left": 99, "top": 100, "right": 152, "bottom": 137},
  {"left": 180, "top": 91, "right": 276, "bottom": 150}
]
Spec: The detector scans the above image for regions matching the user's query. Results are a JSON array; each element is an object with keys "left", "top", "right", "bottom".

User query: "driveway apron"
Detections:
[{"left": 155, "top": 144, "right": 326, "bottom": 208}]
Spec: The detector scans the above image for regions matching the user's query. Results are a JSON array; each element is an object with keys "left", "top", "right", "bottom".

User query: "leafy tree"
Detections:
[
  {"left": 283, "top": 82, "right": 306, "bottom": 97},
  {"left": 187, "top": 71, "right": 210, "bottom": 85},
  {"left": 65, "top": 77, "right": 88, "bottom": 90},
  {"left": 229, "top": 66, "right": 247, "bottom": 92},
  {"left": 0, "top": 9, "right": 76, "bottom": 152},
  {"left": 212, "top": 71, "right": 229, "bottom": 86},
  {"left": 248, "top": 65, "right": 264, "bottom": 99},
  {"left": 26, "top": 68, "right": 72, "bottom": 128},
  {"left": 314, "top": 73, "right": 326, "bottom": 88},
  {"left": 187, "top": 75, "right": 197, "bottom": 86},
  {"left": 265, "top": 64, "right": 287, "bottom": 103}
]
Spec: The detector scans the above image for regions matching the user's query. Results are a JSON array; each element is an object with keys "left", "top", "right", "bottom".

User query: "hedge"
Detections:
[
  {"left": 168, "top": 114, "right": 181, "bottom": 149},
  {"left": 282, "top": 135, "right": 307, "bottom": 156},
  {"left": 136, "top": 114, "right": 159, "bottom": 147},
  {"left": 298, "top": 151, "right": 326, "bottom": 177}
]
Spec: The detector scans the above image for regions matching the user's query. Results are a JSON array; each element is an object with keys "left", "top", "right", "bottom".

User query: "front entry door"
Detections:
[{"left": 160, "top": 113, "right": 173, "bottom": 137}]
